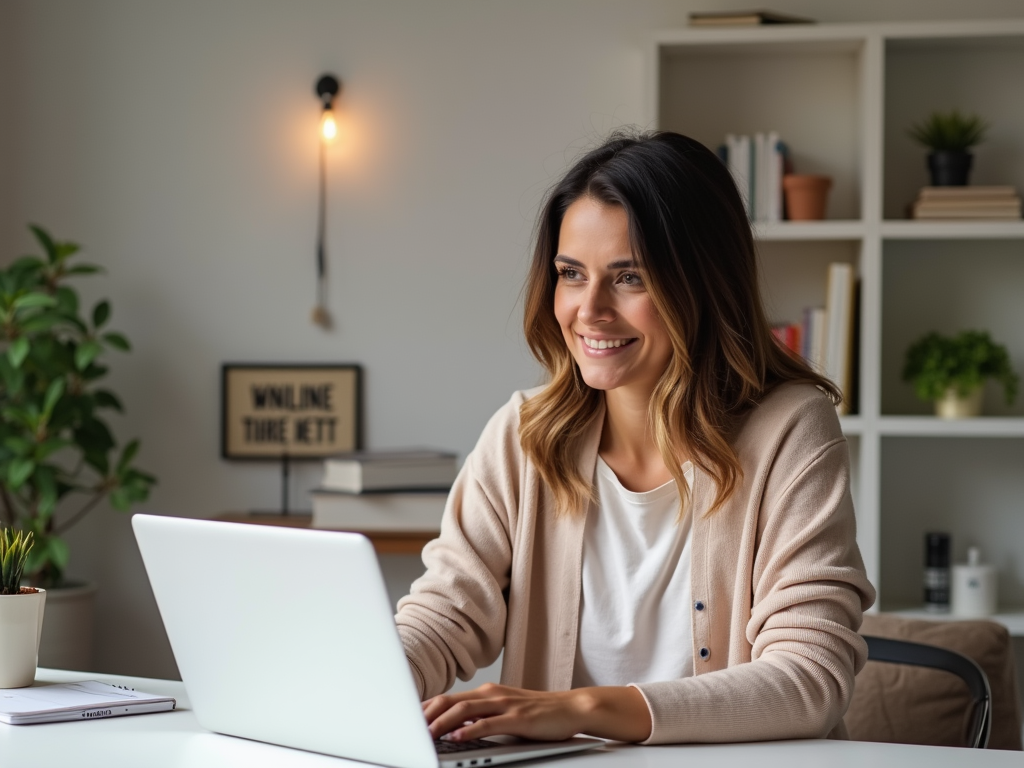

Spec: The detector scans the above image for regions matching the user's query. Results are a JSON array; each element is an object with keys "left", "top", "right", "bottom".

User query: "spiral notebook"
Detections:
[{"left": 0, "top": 680, "right": 176, "bottom": 725}]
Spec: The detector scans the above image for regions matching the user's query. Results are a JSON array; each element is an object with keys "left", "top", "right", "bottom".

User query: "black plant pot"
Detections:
[{"left": 927, "top": 150, "right": 973, "bottom": 186}]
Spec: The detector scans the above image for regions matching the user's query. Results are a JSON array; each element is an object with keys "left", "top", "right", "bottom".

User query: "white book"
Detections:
[
  {"left": 0, "top": 681, "right": 176, "bottom": 725},
  {"left": 726, "top": 134, "right": 752, "bottom": 218},
  {"left": 321, "top": 449, "right": 458, "bottom": 493},
  {"left": 311, "top": 489, "right": 447, "bottom": 531},
  {"left": 824, "top": 263, "right": 856, "bottom": 415},
  {"left": 753, "top": 132, "right": 767, "bottom": 222},
  {"left": 808, "top": 306, "right": 827, "bottom": 375}
]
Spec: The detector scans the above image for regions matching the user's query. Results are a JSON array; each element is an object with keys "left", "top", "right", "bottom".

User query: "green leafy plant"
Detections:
[
  {"left": 0, "top": 528, "right": 34, "bottom": 595},
  {"left": 903, "top": 330, "right": 1018, "bottom": 404},
  {"left": 908, "top": 109, "right": 988, "bottom": 152},
  {"left": 0, "top": 225, "right": 156, "bottom": 588}
]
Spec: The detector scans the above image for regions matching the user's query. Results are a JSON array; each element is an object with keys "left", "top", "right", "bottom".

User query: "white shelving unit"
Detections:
[{"left": 651, "top": 20, "right": 1024, "bottom": 624}]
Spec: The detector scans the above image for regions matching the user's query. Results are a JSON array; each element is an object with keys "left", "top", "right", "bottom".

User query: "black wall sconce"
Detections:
[{"left": 313, "top": 73, "right": 341, "bottom": 329}]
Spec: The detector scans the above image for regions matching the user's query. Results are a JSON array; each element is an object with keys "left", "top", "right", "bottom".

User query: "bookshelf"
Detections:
[
  {"left": 652, "top": 19, "right": 1024, "bottom": 616},
  {"left": 214, "top": 512, "right": 437, "bottom": 555}
]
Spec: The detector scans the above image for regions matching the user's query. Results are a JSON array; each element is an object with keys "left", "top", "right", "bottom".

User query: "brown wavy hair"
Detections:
[{"left": 519, "top": 131, "right": 841, "bottom": 517}]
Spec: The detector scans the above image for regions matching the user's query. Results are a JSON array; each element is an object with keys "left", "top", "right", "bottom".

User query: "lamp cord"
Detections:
[{"left": 316, "top": 136, "right": 327, "bottom": 308}]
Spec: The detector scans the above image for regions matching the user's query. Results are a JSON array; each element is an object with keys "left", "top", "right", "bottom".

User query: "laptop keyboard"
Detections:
[{"left": 435, "top": 738, "right": 498, "bottom": 754}]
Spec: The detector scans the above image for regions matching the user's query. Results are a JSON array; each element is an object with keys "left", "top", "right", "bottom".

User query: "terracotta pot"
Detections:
[
  {"left": 783, "top": 174, "right": 833, "bottom": 220},
  {"left": 935, "top": 387, "right": 983, "bottom": 419},
  {"left": 0, "top": 588, "right": 46, "bottom": 688}
]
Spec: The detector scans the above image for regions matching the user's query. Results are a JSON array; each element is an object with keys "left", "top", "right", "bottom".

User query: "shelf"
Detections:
[
  {"left": 880, "top": 221, "right": 1024, "bottom": 239},
  {"left": 878, "top": 416, "right": 1024, "bottom": 437},
  {"left": 884, "top": 608, "right": 1024, "bottom": 637},
  {"left": 753, "top": 221, "right": 865, "bottom": 241},
  {"left": 214, "top": 513, "right": 438, "bottom": 555}
]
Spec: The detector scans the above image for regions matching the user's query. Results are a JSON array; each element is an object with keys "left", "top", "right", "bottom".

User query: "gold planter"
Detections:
[{"left": 935, "top": 387, "right": 983, "bottom": 419}]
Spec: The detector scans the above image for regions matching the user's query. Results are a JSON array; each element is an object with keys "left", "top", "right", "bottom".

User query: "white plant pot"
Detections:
[
  {"left": 0, "top": 588, "right": 46, "bottom": 688},
  {"left": 934, "top": 387, "right": 983, "bottom": 419},
  {"left": 37, "top": 581, "right": 97, "bottom": 671}
]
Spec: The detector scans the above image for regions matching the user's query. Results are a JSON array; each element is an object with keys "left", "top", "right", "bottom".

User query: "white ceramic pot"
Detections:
[
  {"left": 37, "top": 581, "right": 96, "bottom": 671},
  {"left": 0, "top": 588, "right": 46, "bottom": 688},
  {"left": 935, "top": 387, "right": 983, "bottom": 419}
]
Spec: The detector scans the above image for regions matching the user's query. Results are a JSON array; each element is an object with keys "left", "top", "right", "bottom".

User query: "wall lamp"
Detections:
[{"left": 312, "top": 73, "right": 341, "bottom": 329}]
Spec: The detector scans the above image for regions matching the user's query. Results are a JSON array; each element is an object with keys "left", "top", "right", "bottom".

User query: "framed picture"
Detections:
[{"left": 221, "top": 364, "right": 362, "bottom": 460}]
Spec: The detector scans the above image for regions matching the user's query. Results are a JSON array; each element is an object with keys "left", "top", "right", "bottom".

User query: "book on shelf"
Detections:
[
  {"left": 824, "top": 262, "right": 857, "bottom": 416},
  {"left": 310, "top": 488, "right": 448, "bottom": 531},
  {"left": 910, "top": 186, "right": 1022, "bottom": 220},
  {"left": 321, "top": 448, "right": 458, "bottom": 493},
  {"left": 689, "top": 9, "right": 815, "bottom": 26},
  {"left": 721, "top": 132, "right": 788, "bottom": 222},
  {"left": 771, "top": 307, "right": 826, "bottom": 374}
]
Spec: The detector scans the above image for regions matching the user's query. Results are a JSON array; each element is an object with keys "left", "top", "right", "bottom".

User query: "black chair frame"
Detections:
[{"left": 863, "top": 634, "right": 992, "bottom": 749}]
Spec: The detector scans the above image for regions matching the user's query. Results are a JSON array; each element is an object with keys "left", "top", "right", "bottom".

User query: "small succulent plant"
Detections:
[
  {"left": 1, "top": 528, "right": 34, "bottom": 595},
  {"left": 908, "top": 109, "right": 988, "bottom": 152}
]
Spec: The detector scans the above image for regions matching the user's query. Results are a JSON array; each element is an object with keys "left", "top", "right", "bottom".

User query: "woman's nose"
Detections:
[{"left": 578, "top": 282, "right": 614, "bottom": 324}]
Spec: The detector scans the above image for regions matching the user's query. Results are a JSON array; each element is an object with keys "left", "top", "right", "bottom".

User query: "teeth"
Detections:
[{"left": 583, "top": 336, "right": 630, "bottom": 349}]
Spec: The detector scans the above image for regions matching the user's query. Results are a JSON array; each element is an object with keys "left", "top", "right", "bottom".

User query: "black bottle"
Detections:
[{"left": 924, "top": 532, "right": 951, "bottom": 612}]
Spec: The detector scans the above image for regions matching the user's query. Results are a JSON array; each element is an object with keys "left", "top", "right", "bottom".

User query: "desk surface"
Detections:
[{"left": 4, "top": 669, "right": 1020, "bottom": 768}]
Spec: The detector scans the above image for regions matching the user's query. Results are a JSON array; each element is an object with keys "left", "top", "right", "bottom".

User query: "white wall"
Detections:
[{"left": 5, "top": 0, "right": 1024, "bottom": 680}]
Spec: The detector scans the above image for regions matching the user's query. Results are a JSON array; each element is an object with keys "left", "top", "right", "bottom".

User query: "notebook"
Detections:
[
  {"left": 0, "top": 681, "right": 175, "bottom": 724},
  {"left": 132, "top": 514, "right": 603, "bottom": 768}
]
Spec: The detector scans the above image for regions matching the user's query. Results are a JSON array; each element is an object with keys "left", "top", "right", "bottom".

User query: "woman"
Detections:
[{"left": 395, "top": 131, "right": 875, "bottom": 745}]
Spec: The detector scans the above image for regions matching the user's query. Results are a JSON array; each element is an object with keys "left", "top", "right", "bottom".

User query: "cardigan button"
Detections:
[
  {"left": 694, "top": 600, "right": 705, "bottom": 611},
  {"left": 699, "top": 647, "right": 710, "bottom": 660}
]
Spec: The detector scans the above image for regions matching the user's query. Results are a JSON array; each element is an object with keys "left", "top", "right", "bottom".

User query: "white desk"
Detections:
[{"left": 4, "top": 669, "right": 1021, "bottom": 768}]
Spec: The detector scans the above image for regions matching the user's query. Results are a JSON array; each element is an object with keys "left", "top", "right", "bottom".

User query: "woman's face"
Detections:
[{"left": 553, "top": 197, "right": 674, "bottom": 398}]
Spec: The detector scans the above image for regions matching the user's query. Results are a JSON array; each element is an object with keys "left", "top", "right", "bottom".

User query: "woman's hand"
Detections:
[{"left": 422, "top": 683, "right": 652, "bottom": 743}]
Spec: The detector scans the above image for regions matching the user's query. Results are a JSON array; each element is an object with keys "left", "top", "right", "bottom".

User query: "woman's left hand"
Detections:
[{"left": 422, "top": 683, "right": 652, "bottom": 743}]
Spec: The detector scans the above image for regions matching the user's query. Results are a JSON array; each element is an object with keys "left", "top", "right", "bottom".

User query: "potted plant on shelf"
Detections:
[
  {"left": 908, "top": 109, "right": 988, "bottom": 187},
  {"left": 0, "top": 225, "right": 156, "bottom": 669},
  {"left": 902, "top": 330, "right": 1019, "bottom": 419},
  {"left": 0, "top": 528, "right": 44, "bottom": 688}
]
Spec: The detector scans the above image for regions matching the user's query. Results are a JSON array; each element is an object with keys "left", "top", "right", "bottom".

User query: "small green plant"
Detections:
[
  {"left": 903, "top": 330, "right": 1018, "bottom": 404},
  {"left": 908, "top": 109, "right": 988, "bottom": 152},
  {"left": 0, "top": 225, "right": 156, "bottom": 588},
  {"left": 0, "top": 528, "right": 33, "bottom": 595}
]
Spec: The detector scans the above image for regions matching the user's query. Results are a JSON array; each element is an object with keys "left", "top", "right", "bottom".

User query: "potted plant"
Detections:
[
  {"left": 0, "top": 225, "right": 156, "bottom": 668},
  {"left": 0, "top": 528, "right": 44, "bottom": 687},
  {"left": 902, "top": 330, "right": 1019, "bottom": 419},
  {"left": 908, "top": 109, "right": 988, "bottom": 187}
]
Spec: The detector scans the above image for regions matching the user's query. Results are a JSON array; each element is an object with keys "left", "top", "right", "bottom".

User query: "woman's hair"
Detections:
[{"left": 519, "top": 130, "right": 841, "bottom": 517}]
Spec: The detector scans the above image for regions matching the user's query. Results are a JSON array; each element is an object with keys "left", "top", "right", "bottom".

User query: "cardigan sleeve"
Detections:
[
  {"left": 632, "top": 398, "right": 876, "bottom": 743},
  {"left": 395, "top": 395, "right": 523, "bottom": 700}
]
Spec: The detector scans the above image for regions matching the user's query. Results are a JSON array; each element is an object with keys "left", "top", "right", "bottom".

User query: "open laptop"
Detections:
[{"left": 132, "top": 514, "right": 603, "bottom": 768}]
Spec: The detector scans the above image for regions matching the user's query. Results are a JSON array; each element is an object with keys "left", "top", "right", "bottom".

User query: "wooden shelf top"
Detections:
[{"left": 214, "top": 513, "right": 438, "bottom": 556}]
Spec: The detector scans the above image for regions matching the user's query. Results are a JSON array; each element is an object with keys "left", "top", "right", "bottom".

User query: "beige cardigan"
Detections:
[{"left": 395, "top": 383, "right": 876, "bottom": 744}]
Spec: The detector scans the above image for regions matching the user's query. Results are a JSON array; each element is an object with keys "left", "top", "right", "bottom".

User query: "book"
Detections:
[
  {"left": 311, "top": 489, "right": 448, "bottom": 531},
  {"left": 910, "top": 186, "right": 1022, "bottom": 220},
  {"left": 824, "top": 262, "right": 856, "bottom": 415},
  {"left": 0, "top": 680, "right": 176, "bottom": 724},
  {"left": 723, "top": 132, "right": 787, "bottom": 222},
  {"left": 725, "top": 133, "right": 752, "bottom": 218},
  {"left": 917, "top": 185, "right": 1017, "bottom": 200},
  {"left": 689, "top": 10, "right": 815, "bottom": 26},
  {"left": 321, "top": 449, "right": 458, "bottom": 493}
]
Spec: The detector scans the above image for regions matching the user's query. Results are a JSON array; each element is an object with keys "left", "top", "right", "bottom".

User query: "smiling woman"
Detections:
[{"left": 395, "top": 130, "right": 875, "bottom": 747}]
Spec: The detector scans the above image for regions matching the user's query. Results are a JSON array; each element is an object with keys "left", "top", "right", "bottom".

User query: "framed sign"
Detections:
[{"left": 221, "top": 364, "right": 362, "bottom": 460}]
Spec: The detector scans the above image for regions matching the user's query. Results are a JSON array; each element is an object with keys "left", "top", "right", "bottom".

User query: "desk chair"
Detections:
[
  {"left": 845, "top": 614, "right": 1022, "bottom": 751},
  {"left": 862, "top": 635, "right": 990, "bottom": 748}
]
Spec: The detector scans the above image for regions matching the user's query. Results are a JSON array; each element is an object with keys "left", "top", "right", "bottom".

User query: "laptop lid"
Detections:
[{"left": 133, "top": 514, "right": 438, "bottom": 768}]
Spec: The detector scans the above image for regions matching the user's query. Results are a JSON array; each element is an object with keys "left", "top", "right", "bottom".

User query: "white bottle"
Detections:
[{"left": 951, "top": 547, "right": 998, "bottom": 618}]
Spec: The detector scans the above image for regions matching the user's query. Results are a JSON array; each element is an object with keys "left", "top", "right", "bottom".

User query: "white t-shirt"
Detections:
[{"left": 571, "top": 457, "right": 694, "bottom": 688}]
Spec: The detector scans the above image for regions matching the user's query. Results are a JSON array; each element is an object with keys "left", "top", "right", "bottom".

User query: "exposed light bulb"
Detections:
[{"left": 321, "top": 109, "right": 337, "bottom": 141}]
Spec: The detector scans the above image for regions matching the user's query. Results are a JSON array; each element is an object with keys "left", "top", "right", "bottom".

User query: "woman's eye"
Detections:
[
  {"left": 557, "top": 267, "right": 580, "bottom": 280},
  {"left": 620, "top": 272, "right": 643, "bottom": 287}
]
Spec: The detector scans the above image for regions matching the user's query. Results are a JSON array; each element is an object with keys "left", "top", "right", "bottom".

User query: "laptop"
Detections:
[{"left": 132, "top": 514, "right": 603, "bottom": 768}]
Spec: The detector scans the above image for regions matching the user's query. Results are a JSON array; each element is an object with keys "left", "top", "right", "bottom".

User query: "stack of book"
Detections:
[
  {"left": 689, "top": 10, "right": 814, "bottom": 26},
  {"left": 310, "top": 449, "right": 458, "bottom": 531},
  {"left": 771, "top": 262, "right": 857, "bottom": 415},
  {"left": 910, "top": 186, "right": 1022, "bottom": 220},
  {"left": 718, "top": 133, "right": 790, "bottom": 222}
]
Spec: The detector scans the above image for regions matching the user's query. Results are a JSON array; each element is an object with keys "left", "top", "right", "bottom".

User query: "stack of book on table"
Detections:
[
  {"left": 910, "top": 186, "right": 1022, "bottom": 220},
  {"left": 310, "top": 449, "right": 457, "bottom": 532}
]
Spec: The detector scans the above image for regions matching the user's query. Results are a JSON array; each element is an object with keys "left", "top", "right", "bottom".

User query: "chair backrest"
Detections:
[{"left": 863, "top": 635, "right": 992, "bottom": 749}]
